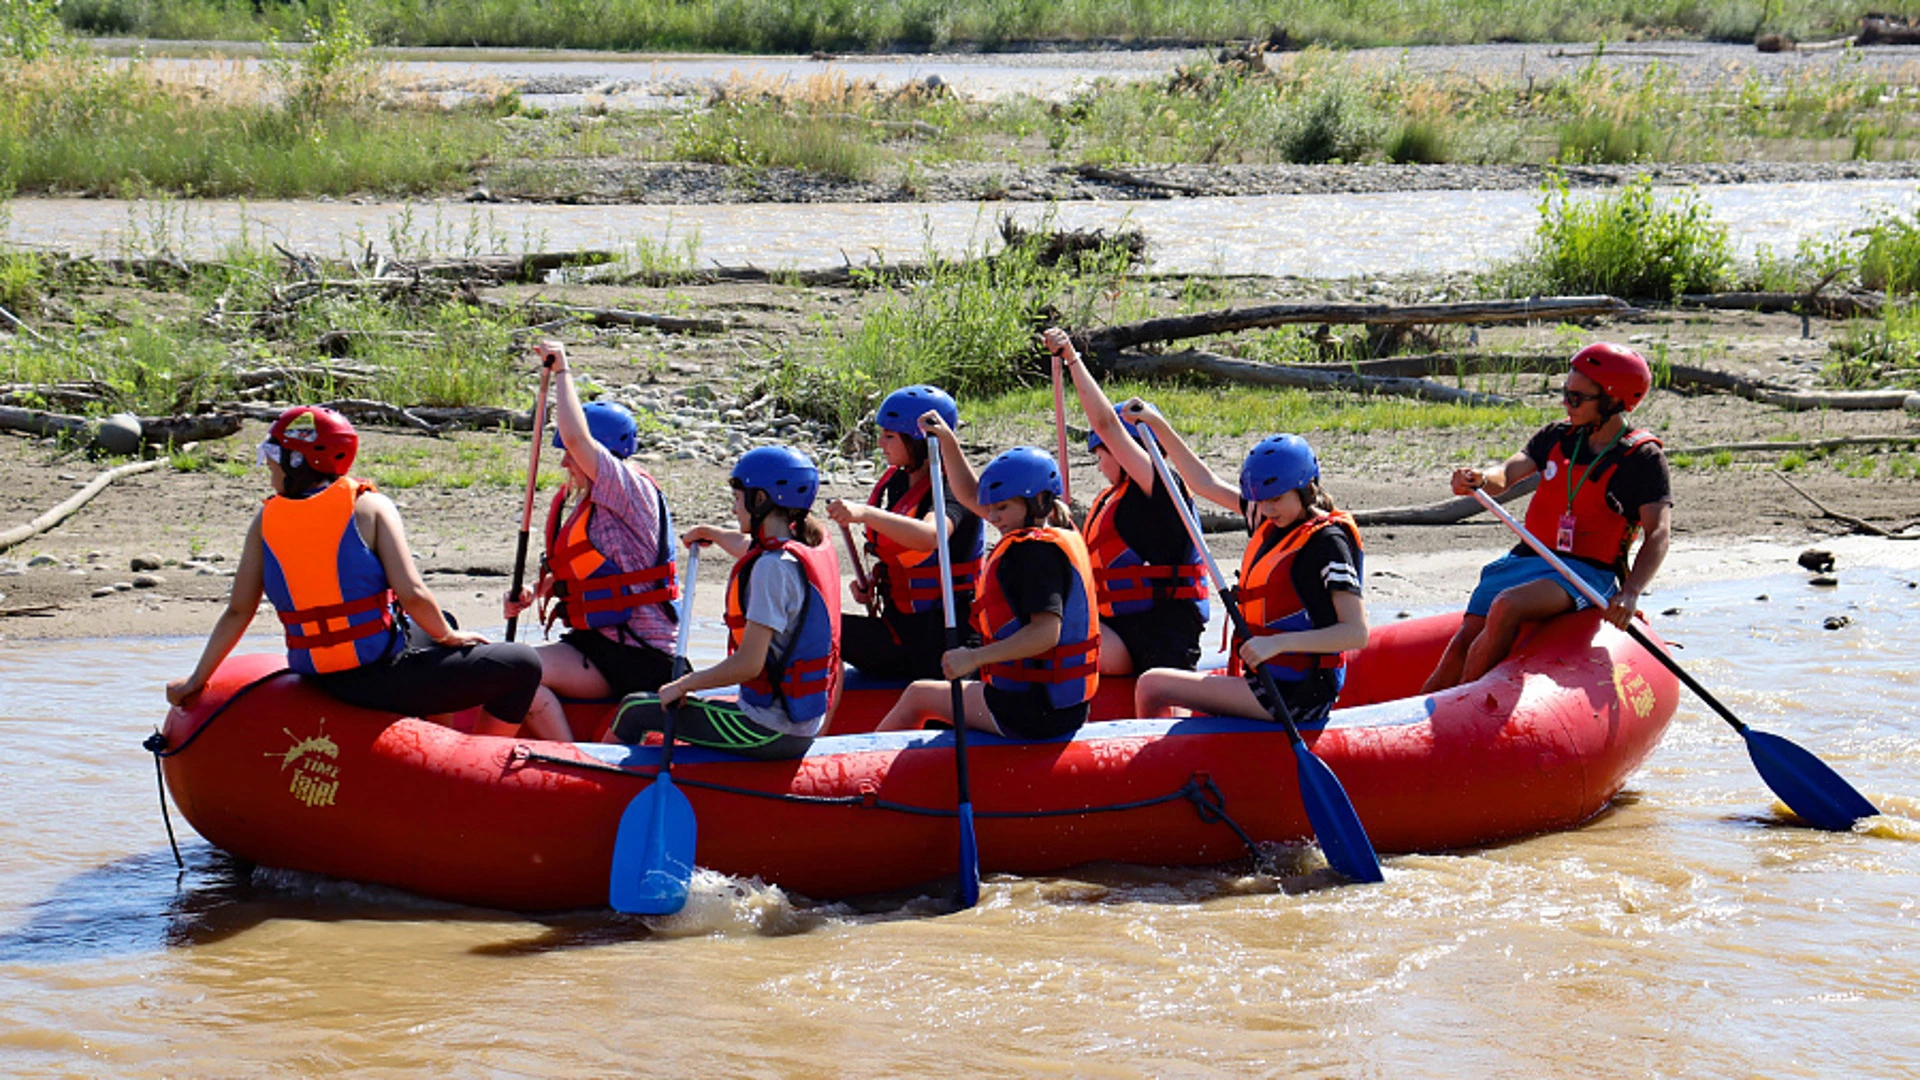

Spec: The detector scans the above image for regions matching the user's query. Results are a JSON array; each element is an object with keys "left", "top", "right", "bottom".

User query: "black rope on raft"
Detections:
[
  {"left": 142, "top": 667, "right": 295, "bottom": 871},
  {"left": 515, "top": 748, "right": 1258, "bottom": 855}
]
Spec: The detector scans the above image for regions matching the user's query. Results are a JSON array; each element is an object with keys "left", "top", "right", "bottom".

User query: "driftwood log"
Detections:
[
  {"left": 0, "top": 407, "right": 241, "bottom": 446},
  {"left": 1107, "top": 349, "right": 1519, "bottom": 406},
  {"left": 1678, "top": 291, "right": 1881, "bottom": 320},
  {"left": 1265, "top": 352, "right": 1920, "bottom": 413},
  {"left": 1670, "top": 435, "right": 1920, "bottom": 455},
  {"left": 1777, "top": 472, "right": 1920, "bottom": 539},
  {"left": 0, "top": 459, "right": 167, "bottom": 552},
  {"left": 1083, "top": 296, "right": 1636, "bottom": 356},
  {"left": 483, "top": 298, "right": 727, "bottom": 335},
  {"left": 1192, "top": 476, "right": 1540, "bottom": 533}
]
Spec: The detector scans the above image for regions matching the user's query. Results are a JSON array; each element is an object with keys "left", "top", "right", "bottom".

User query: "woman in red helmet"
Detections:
[
  {"left": 167, "top": 406, "right": 564, "bottom": 740},
  {"left": 1420, "top": 343, "right": 1673, "bottom": 693}
]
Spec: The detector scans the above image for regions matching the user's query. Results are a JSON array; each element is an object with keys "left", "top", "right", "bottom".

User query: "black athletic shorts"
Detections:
[
  {"left": 559, "top": 629, "right": 676, "bottom": 697},
  {"left": 1105, "top": 604, "right": 1205, "bottom": 672},
  {"left": 982, "top": 684, "right": 1088, "bottom": 742}
]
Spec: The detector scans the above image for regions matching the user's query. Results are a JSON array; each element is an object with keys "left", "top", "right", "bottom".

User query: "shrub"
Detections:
[
  {"left": 1858, "top": 214, "right": 1920, "bottom": 294},
  {"left": 1276, "top": 77, "right": 1384, "bottom": 164},
  {"left": 1496, "top": 174, "right": 1733, "bottom": 300},
  {"left": 1386, "top": 120, "right": 1449, "bottom": 164}
]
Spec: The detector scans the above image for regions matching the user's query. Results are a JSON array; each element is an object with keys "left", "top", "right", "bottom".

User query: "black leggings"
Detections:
[
  {"left": 841, "top": 607, "right": 954, "bottom": 681},
  {"left": 311, "top": 623, "right": 543, "bottom": 724},
  {"left": 611, "top": 694, "right": 814, "bottom": 761}
]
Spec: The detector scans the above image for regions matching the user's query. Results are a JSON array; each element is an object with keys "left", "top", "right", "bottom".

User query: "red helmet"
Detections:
[
  {"left": 268, "top": 405, "right": 358, "bottom": 475},
  {"left": 1570, "top": 343, "right": 1653, "bottom": 411}
]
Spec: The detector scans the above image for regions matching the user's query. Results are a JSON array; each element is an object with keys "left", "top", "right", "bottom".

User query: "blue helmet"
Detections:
[
  {"left": 554, "top": 401, "right": 638, "bottom": 459},
  {"left": 978, "top": 446, "right": 1063, "bottom": 504},
  {"left": 875, "top": 384, "right": 959, "bottom": 439},
  {"left": 1086, "top": 406, "right": 1143, "bottom": 452},
  {"left": 1239, "top": 434, "right": 1320, "bottom": 502},
  {"left": 730, "top": 446, "right": 819, "bottom": 510}
]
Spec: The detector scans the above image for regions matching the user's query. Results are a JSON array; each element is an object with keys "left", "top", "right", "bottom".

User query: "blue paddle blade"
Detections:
[
  {"left": 956, "top": 800, "right": 981, "bottom": 908},
  {"left": 1743, "top": 728, "right": 1880, "bottom": 832},
  {"left": 609, "top": 775, "right": 698, "bottom": 915},
  {"left": 1290, "top": 743, "right": 1385, "bottom": 884}
]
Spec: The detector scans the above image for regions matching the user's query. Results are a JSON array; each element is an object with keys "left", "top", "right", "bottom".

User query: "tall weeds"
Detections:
[
  {"left": 1491, "top": 175, "right": 1732, "bottom": 300},
  {"left": 769, "top": 226, "right": 1141, "bottom": 434}
]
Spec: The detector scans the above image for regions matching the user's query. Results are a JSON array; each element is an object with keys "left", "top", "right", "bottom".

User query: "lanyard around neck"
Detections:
[{"left": 1566, "top": 425, "right": 1626, "bottom": 508}]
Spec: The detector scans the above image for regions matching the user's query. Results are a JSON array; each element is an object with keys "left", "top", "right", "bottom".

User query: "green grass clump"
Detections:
[
  {"left": 0, "top": 52, "right": 502, "bottom": 198},
  {"left": 1492, "top": 175, "right": 1733, "bottom": 301},
  {"left": 52, "top": 0, "right": 1907, "bottom": 53},
  {"left": 770, "top": 228, "right": 1143, "bottom": 434}
]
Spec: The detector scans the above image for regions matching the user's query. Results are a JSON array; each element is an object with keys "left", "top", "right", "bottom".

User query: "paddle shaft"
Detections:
[
  {"left": 1137, "top": 426, "right": 1311, "bottom": 748},
  {"left": 928, "top": 436, "right": 981, "bottom": 905},
  {"left": 1051, "top": 353, "right": 1073, "bottom": 504},
  {"left": 1468, "top": 489, "right": 1757, "bottom": 730},
  {"left": 838, "top": 522, "right": 879, "bottom": 617},
  {"left": 661, "top": 544, "right": 700, "bottom": 772},
  {"left": 927, "top": 438, "right": 974, "bottom": 797},
  {"left": 505, "top": 362, "right": 556, "bottom": 642}
]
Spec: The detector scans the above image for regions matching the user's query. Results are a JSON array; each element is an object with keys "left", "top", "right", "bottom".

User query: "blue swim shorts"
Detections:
[{"left": 1465, "top": 552, "right": 1619, "bottom": 618}]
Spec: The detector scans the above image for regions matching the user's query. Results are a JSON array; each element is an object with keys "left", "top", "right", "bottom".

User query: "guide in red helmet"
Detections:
[
  {"left": 170, "top": 405, "right": 560, "bottom": 741},
  {"left": 1420, "top": 341, "right": 1673, "bottom": 693}
]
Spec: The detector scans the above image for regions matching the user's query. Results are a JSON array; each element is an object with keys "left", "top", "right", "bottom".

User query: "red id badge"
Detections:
[{"left": 1555, "top": 512, "right": 1577, "bottom": 553}]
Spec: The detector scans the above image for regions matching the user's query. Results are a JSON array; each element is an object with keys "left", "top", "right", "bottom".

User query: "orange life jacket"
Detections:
[
  {"left": 259, "top": 477, "right": 405, "bottom": 676},
  {"left": 724, "top": 537, "right": 843, "bottom": 724},
  {"left": 970, "top": 527, "right": 1100, "bottom": 710},
  {"left": 1083, "top": 472, "right": 1209, "bottom": 620},
  {"left": 864, "top": 465, "right": 983, "bottom": 616},
  {"left": 1522, "top": 427, "right": 1662, "bottom": 577},
  {"left": 541, "top": 476, "right": 678, "bottom": 635},
  {"left": 1231, "top": 510, "right": 1363, "bottom": 690}
]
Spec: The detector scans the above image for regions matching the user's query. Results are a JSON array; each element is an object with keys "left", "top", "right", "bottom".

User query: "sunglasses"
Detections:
[{"left": 1561, "top": 387, "right": 1603, "bottom": 407}]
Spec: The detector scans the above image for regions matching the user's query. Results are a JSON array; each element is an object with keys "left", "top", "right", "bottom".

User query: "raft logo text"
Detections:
[{"left": 267, "top": 719, "right": 341, "bottom": 808}]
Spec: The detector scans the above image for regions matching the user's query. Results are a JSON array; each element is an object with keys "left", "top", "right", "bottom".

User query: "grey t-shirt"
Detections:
[{"left": 740, "top": 550, "right": 818, "bottom": 736}]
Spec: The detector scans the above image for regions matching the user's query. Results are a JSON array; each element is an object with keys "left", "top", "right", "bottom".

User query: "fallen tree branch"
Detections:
[
  {"left": 1670, "top": 435, "right": 1919, "bottom": 455},
  {"left": 484, "top": 298, "right": 726, "bottom": 334},
  {"left": 1665, "top": 363, "right": 1920, "bottom": 411},
  {"left": 0, "top": 459, "right": 168, "bottom": 552},
  {"left": 1107, "top": 349, "right": 1519, "bottom": 406},
  {"left": 1084, "top": 296, "right": 1635, "bottom": 356},
  {"left": 1776, "top": 471, "right": 1919, "bottom": 539},
  {"left": 1678, "top": 290, "right": 1880, "bottom": 320},
  {"left": 1192, "top": 476, "right": 1541, "bottom": 532}
]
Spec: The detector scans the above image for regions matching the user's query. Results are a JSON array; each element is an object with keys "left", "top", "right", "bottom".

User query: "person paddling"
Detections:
[
  {"left": 875, "top": 424, "right": 1099, "bottom": 741},
  {"left": 611, "top": 447, "right": 843, "bottom": 759},
  {"left": 167, "top": 406, "right": 559, "bottom": 739},
  {"left": 1420, "top": 343, "right": 1672, "bottom": 693},
  {"left": 503, "top": 342, "right": 682, "bottom": 732},
  {"left": 1127, "top": 410, "right": 1368, "bottom": 727},
  {"left": 824, "top": 384, "right": 985, "bottom": 680},
  {"left": 1045, "top": 328, "right": 1210, "bottom": 674}
]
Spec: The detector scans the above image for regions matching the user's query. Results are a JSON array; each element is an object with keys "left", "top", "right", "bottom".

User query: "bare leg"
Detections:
[
  {"left": 877, "top": 679, "right": 1000, "bottom": 734},
  {"left": 520, "top": 689, "right": 574, "bottom": 742},
  {"left": 523, "top": 641, "right": 615, "bottom": 741},
  {"left": 1135, "top": 668, "right": 1267, "bottom": 720},
  {"left": 1459, "top": 579, "right": 1576, "bottom": 685},
  {"left": 1097, "top": 620, "right": 1133, "bottom": 676},
  {"left": 1419, "top": 615, "right": 1487, "bottom": 695}
]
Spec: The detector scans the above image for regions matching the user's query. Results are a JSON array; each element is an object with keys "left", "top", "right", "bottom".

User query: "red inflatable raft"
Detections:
[{"left": 156, "top": 610, "right": 1679, "bottom": 909}]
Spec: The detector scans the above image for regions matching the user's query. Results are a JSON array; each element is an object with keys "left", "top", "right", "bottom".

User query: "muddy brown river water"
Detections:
[{"left": 1, "top": 557, "right": 1914, "bottom": 1076}]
